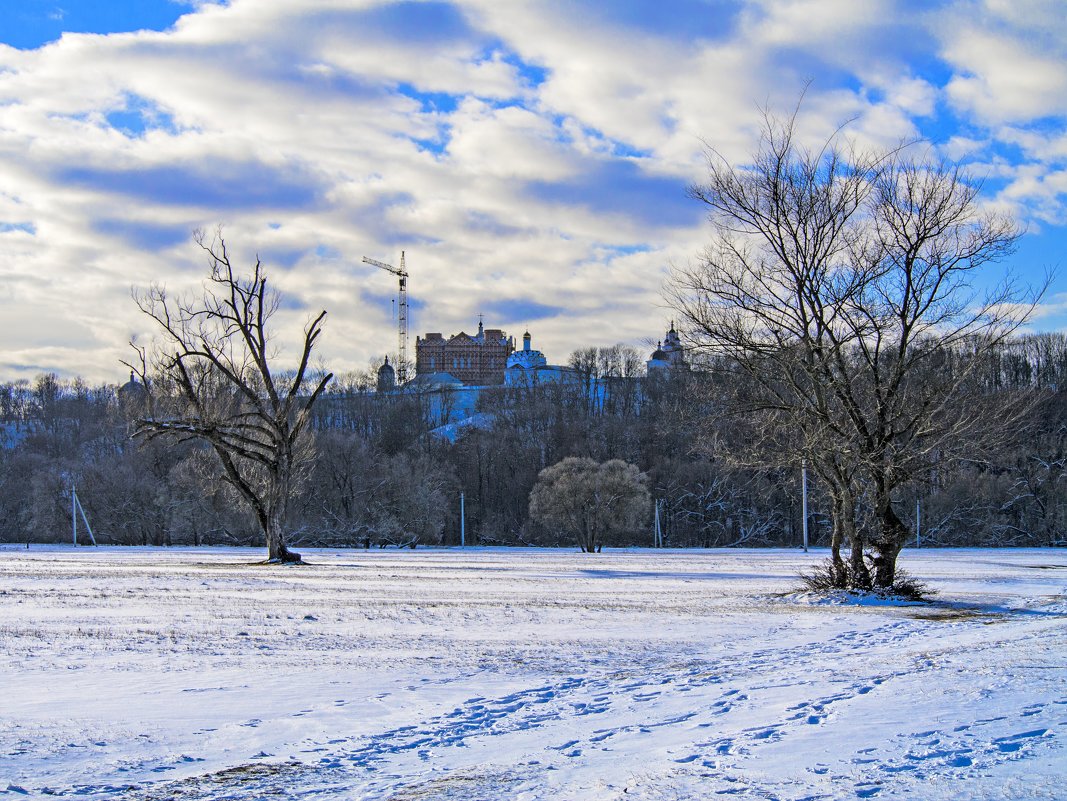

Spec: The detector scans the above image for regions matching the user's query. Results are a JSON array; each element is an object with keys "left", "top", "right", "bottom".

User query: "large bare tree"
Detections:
[
  {"left": 670, "top": 111, "right": 1040, "bottom": 589},
  {"left": 131, "top": 231, "right": 332, "bottom": 563}
]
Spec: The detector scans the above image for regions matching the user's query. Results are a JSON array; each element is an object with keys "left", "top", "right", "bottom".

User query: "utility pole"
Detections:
[
  {"left": 916, "top": 498, "right": 921, "bottom": 547},
  {"left": 653, "top": 499, "right": 664, "bottom": 547},
  {"left": 801, "top": 458, "right": 809, "bottom": 553},
  {"left": 71, "top": 483, "right": 97, "bottom": 546}
]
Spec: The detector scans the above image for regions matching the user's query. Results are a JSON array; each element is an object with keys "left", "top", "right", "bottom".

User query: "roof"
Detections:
[{"left": 407, "top": 372, "right": 464, "bottom": 389}]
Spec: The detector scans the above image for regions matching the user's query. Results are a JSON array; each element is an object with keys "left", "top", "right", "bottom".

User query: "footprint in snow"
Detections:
[
  {"left": 713, "top": 738, "right": 734, "bottom": 754},
  {"left": 993, "top": 728, "right": 1048, "bottom": 752},
  {"left": 747, "top": 726, "right": 781, "bottom": 741},
  {"left": 881, "top": 762, "right": 919, "bottom": 773}
]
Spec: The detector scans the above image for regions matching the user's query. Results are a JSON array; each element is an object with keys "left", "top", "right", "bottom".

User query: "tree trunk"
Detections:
[
  {"left": 579, "top": 516, "right": 596, "bottom": 553},
  {"left": 848, "top": 541, "right": 871, "bottom": 590},
  {"left": 872, "top": 493, "right": 909, "bottom": 588},
  {"left": 830, "top": 488, "right": 869, "bottom": 589},
  {"left": 829, "top": 496, "right": 846, "bottom": 587},
  {"left": 265, "top": 460, "right": 301, "bottom": 564},
  {"left": 265, "top": 514, "right": 301, "bottom": 563}
]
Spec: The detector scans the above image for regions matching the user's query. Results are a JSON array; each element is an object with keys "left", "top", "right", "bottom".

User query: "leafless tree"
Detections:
[
  {"left": 529, "top": 457, "right": 650, "bottom": 552},
  {"left": 307, "top": 431, "right": 457, "bottom": 547},
  {"left": 670, "top": 109, "right": 1042, "bottom": 589},
  {"left": 129, "top": 230, "right": 332, "bottom": 563}
]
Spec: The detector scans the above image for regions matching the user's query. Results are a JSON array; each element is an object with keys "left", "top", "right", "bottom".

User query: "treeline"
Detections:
[{"left": 1, "top": 332, "right": 1064, "bottom": 549}]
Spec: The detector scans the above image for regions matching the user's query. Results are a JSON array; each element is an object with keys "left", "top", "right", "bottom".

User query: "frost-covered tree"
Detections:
[{"left": 529, "top": 457, "right": 650, "bottom": 552}]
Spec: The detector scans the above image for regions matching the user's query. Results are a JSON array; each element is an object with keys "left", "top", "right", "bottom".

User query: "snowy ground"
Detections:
[{"left": 0, "top": 546, "right": 1064, "bottom": 800}]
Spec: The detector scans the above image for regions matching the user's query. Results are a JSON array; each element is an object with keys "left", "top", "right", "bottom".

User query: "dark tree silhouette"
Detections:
[{"left": 131, "top": 230, "right": 331, "bottom": 563}]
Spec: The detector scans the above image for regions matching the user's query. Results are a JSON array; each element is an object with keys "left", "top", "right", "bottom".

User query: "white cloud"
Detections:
[
  {"left": 998, "top": 164, "right": 1067, "bottom": 225},
  {"left": 999, "top": 127, "right": 1067, "bottom": 163},
  {"left": 445, "top": 99, "right": 578, "bottom": 181},
  {"left": 942, "top": 135, "right": 988, "bottom": 161},
  {"left": 936, "top": 0, "right": 1067, "bottom": 125},
  {"left": 944, "top": 29, "right": 1067, "bottom": 124},
  {"left": 739, "top": 0, "right": 892, "bottom": 51},
  {"left": 884, "top": 77, "right": 938, "bottom": 119},
  {"left": 0, "top": 0, "right": 1064, "bottom": 381}
]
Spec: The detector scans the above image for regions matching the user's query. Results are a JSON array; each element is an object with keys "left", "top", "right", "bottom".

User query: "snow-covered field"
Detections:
[{"left": 1, "top": 546, "right": 1064, "bottom": 800}]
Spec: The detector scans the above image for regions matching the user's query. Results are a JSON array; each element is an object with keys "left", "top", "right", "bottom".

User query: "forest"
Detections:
[{"left": 1, "top": 330, "right": 1064, "bottom": 552}]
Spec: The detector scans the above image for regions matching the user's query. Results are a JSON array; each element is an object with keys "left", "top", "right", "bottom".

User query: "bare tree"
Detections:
[
  {"left": 130, "top": 230, "right": 332, "bottom": 563},
  {"left": 529, "top": 457, "right": 650, "bottom": 552},
  {"left": 841, "top": 160, "right": 1040, "bottom": 585},
  {"left": 669, "top": 110, "right": 882, "bottom": 582},
  {"left": 670, "top": 110, "right": 1040, "bottom": 589}
]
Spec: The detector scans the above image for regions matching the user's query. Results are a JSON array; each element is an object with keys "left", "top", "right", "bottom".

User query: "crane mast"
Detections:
[{"left": 362, "top": 251, "right": 409, "bottom": 383}]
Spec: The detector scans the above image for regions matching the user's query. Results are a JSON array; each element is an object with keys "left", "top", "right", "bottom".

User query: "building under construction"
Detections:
[{"left": 415, "top": 321, "right": 513, "bottom": 386}]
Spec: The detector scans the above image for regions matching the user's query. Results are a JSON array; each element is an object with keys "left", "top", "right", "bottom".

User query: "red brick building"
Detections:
[{"left": 415, "top": 321, "right": 513, "bottom": 386}]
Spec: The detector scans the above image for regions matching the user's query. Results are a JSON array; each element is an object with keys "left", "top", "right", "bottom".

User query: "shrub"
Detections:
[{"left": 800, "top": 557, "right": 935, "bottom": 602}]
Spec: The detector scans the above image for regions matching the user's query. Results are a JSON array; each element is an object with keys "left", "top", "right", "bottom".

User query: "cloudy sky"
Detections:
[{"left": 1, "top": 0, "right": 1065, "bottom": 383}]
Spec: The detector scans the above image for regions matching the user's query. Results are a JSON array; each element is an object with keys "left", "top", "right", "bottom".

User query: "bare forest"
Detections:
[{"left": 1, "top": 330, "right": 1064, "bottom": 552}]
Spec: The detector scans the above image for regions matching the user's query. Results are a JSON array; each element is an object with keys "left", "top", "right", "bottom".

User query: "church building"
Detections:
[
  {"left": 415, "top": 320, "right": 514, "bottom": 386},
  {"left": 647, "top": 323, "right": 689, "bottom": 373}
]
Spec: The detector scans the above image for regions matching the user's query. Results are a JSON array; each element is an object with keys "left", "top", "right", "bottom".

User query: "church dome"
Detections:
[
  {"left": 118, "top": 371, "right": 147, "bottom": 402},
  {"left": 376, "top": 357, "right": 396, "bottom": 392},
  {"left": 507, "top": 330, "right": 547, "bottom": 369},
  {"left": 507, "top": 350, "right": 548, "bottom": 369}
]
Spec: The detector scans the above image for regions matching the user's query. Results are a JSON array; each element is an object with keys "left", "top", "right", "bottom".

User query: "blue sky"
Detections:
[
  {"left": 0, "top": 1, "right": 190, "bottom": 49},
  {"left": 0, "top": 0, "right": 1065, "bottom": 381}
]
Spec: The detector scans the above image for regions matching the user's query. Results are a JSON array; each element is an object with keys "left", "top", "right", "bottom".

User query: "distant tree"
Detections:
[
  {"left": 306, "top": 430, "right": 457, "bottom": 547},
  {"left": 365, "top": 452, "right": 458, "bottom": 547},
  {"left": 529, "top": 457, "right": 650, "bottom": 552},
  {"left": 448, "top": 416, "right": 545, "bottom": 544},
  {"left": 130, "top": 230, "right": 332, "bottom": 563},
  {"left": 166, "top": 448, "right": 251, "bottom": 546},
  {"left": 0, "top": 379, "right": 30, "bottom": 423}
]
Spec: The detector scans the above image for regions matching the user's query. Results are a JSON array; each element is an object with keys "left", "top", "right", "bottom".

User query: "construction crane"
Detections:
[{"left": 362, "top": 251, "right": 409, "bottom": 384}]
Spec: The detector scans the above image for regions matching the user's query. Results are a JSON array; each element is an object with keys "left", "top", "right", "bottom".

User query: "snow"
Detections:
[{"left": 0, "top": 546, "right": 1064, "bottom": 800}]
